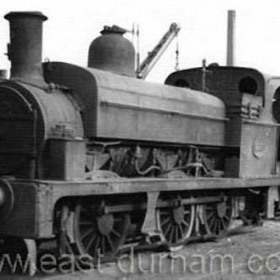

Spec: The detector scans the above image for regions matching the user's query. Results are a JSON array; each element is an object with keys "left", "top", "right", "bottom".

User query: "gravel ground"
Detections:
[{"left": 4, "top": 220, "right": 280, "bottom": 280}]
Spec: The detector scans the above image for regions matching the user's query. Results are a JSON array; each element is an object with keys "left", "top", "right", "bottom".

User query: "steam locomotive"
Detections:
[{"left": 0, "top": 11, "right": 280, "bottom": 272}]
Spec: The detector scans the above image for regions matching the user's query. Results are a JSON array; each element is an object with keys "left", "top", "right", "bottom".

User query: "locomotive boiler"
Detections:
[{"left": 0, "top": 10, "right": 280, "bottom": 274}]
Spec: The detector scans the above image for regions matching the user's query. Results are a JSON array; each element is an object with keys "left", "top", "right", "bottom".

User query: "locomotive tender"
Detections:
[{"left": 0, "top": 11, "right": 280, "bottom": 268}]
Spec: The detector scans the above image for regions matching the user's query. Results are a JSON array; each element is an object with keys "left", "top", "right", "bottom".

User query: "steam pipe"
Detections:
[{"left": 4, "top": 11, "right": 48, "bottom": 85}]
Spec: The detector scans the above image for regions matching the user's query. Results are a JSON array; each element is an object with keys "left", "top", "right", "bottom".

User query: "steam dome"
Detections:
[{"left": 88, "top": 25, "right": 135, "bottom": 77}]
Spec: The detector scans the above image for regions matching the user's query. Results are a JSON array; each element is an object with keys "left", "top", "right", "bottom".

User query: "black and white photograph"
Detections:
[{"left": 1, "top": 0, "right": 280, "bottom": 279}]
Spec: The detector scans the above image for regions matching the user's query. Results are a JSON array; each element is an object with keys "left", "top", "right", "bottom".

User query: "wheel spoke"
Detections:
[
  {"left": 211, "top": 219, "right": 217, "bottom": 233},
  {"left": 224, "top": 215, "right": 230, "bottom": 223},
  {"left": 218, "top": 219, "right": 222, "bottom": 233},
  {"left": 161, "top": 217, "right": 171, "bottom": 227},
  {"left": 221, "top": 218, "right": 226, "bottom": 230},
  {"left": 208, "top": 216, "right": 215, "bottom": 229},
  {"left": 106, "top": 235, "right": 115, "bottom": 251},
  {"left": 92, "top": 235, "right": 100, "bottom": 255},
  {"left": 218, "top": 219, "right": 223, "bottom": 233},
  {"left": 206, "top": 211, "right": 215, "bottom": 220},
  {"left": 81, "top": 228, "right": 95, "bottom": 241},
  {"left": 85, "top": 233, "right": 98, "bottom": 251},
  {"left": 164, "top": 222, "right": 173, "bottom": 236},
  {"left": 111, "top": 229, "right": 121, "bottom": 238},
  {"left": 170, "top": 227, "right": 175, "bottom": 243},
  {"left": 181, "top": 219, "right": 190, "bottom": 228},
  {"left": 101, "top": 237, "right": 106, "bottom": 254},
  {"left": 175, "top": 226, "right": 179, "bottom": 243},
  {"left": 178, "top": 224, "right": 183, "bottom": 238}
]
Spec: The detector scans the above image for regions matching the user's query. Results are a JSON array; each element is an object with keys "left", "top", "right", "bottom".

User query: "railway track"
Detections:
[{"left": 3, "top": 219, "right": 280, "bottom": 279}]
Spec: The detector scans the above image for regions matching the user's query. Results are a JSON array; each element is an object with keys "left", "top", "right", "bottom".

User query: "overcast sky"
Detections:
[{"left": 1, "top": 0, "right": 280, "bottom": 82}]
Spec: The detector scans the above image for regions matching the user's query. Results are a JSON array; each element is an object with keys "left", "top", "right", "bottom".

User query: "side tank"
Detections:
[{"left": 44, "top": 62, "right": 226, "bottom": 147}]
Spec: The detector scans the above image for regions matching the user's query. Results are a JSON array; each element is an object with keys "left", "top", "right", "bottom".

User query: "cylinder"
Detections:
[{"left": 4, "top": 11, "right": 48, "bottom": 84}]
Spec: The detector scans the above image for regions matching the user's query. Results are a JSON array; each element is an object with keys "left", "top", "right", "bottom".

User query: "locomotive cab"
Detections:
[{"left": 166, "top": 66, "right": 279, "bottom": 178}]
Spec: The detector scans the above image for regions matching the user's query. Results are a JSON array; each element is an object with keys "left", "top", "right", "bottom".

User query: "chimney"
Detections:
[
  {"left": 227, "top": 10, "right": 236, "bottom": 66},
  {"left": 4, "top": 11, "right": 48, "bottom": 85}
]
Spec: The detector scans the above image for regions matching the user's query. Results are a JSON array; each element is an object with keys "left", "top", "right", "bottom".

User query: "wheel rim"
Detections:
[
  {"left": 204, "top": 197, "right": 233, "bottom": 236},
  {"left": 73, "top": 202, "right": 130, "bottom": 261},
  {"left": 157, "top": 195, "right": 195, "bottom": 251}
]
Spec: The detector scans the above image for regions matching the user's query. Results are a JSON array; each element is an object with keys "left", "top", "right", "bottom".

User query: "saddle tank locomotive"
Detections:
[{"left": 0, "top": 11, "right": 280, "bottom": 273}]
